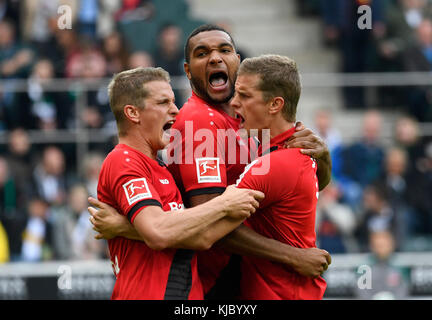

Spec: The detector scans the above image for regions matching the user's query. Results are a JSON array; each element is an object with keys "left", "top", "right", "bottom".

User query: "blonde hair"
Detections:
[{"left": 108, "top": 67, "right": 170, "bottom": 135}]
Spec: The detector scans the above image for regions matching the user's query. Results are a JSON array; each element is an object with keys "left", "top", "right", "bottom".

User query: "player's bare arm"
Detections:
[
  {"left": 216, "top": 225, "right": 331, "bottom": 278},
  {"left": 189, "top": 193, "right": 331, "bottom": 278},
  {"left": 89, "top": 186, "right": 264, "bottom": 250},
  {"left": 284, "top": 121, "right": 332, "bottom": 190},
  {"left": 88, "top": 198, "right": 141, "bottom": 241}
]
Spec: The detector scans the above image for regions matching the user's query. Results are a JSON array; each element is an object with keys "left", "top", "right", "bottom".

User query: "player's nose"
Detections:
[
  {"left": 230, "top": 93, "right": 240, "bottom": 109},
  {"left": 208, "top": 50, "right": 223, "bottom": 65},
  {"left": 169, "top": 102, "right": 179, "bottom": 116}
]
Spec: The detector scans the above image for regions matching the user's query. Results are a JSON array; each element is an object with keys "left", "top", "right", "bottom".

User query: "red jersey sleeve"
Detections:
[{"left": 98, "top": 148, "right": 163, "bottom": 224}]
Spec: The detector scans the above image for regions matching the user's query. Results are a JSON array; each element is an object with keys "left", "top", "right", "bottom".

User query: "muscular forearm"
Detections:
[
  {"left": 176, "top": 216, "right": 246, "bottom": 250},
  {"left": 316, "top": 150, "right": 332, "bottom": 191},
  {"left": 135, "top": 196, "right": 232, "bottom": 250},
  {"left": 118, "top": 220, "right": 142, "bottom": 241},
  {"left": 216, "top": 224, "right": 302, "bottom": 267}
]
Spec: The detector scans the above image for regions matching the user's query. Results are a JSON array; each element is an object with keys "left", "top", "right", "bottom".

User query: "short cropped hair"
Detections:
[
  {"left": 238, "top": 54, "right": 301, "bottom": 122},
  {"left": 184, "top": 24, "right": 236, "bottom": 64},
  {"left": 108, "top": 67, "right": 170, "bottom": 134}
]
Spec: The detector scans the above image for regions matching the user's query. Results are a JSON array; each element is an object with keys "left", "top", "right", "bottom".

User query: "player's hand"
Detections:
[
  {"left": 88, "top": 197, "right": 128, "bottom": 240},
  {"left": 220, "top": 185, "right": 265, "bottom": 220},
  {"left": 291, "top": 247, "right": 332, "bottom": 278},
  {"left": 284, "top": 121, "right": 329, "bottom": 160}
]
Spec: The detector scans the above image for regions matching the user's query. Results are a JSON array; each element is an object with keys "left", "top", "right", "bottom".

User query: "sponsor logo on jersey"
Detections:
[
  {"left": 196, "top": 157, "right": 221, "bottom": 183},
  {"left": 123, "top": 178, "right": 152, "bottom": 205}
]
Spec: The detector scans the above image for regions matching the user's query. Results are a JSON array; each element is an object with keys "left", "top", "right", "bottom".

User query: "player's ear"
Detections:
[
  {"left": 184, "top": 62, "right": 191, "bottom": 80},
  {"left": 268, "top": 97, "right": 284, "bottom": 115},
  {"left": 124, "top": 104, "right": 140, "bottom": 124}
]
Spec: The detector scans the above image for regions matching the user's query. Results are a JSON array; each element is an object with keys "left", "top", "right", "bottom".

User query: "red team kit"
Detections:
[{"left": 97, "top": 92, "right": 326, "bottom": 299}]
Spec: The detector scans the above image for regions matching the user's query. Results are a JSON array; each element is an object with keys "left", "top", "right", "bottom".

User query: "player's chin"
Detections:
[
  {"left": 207, "top": 87, "right": 233, "bottom": 104},
  {"left": 160, "top": 131, "right": 171, "bottom": 148}
]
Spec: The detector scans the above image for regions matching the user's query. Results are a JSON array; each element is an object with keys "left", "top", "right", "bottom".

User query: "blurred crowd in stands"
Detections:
[
  {"left": 0, "top": 0, "right": 431, "bottom": 263},
  {"left": 299, "top": 0, "right": 432, "bottom": 122}
]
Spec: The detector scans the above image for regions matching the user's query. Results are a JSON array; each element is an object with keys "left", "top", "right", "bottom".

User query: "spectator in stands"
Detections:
[
  {"left": 374, "top": 0, "right": 432, "bottom": 69},
  {"left": 51, "top": 184, "right": 106, "bottom": 260},
  {"left": 21, "top": 0, "right": 78, "bottom": 54},
  {"left": 316, "top": 182, "right": 357, "bottom": 254},
  {"left": 32, "top": 146, "right": 68, "bottom": 206},
  {"left": 153, "top": 23, "right": 186, "bottom": 105},
  {"left": 114, "top": 0, "right": 154, "bottom": 23},
  {"left": 394, "top": 115, "right": 426, "bottom": 175},
  {"left": 153, "top": 23, "right": 184, "bottom": 76},
  {"left": 354, "top": 230, "right": 409, "bottom": 299},
  {"left": 70, "top": 184, "right": 106, "bottom": 259},
  {"left": 21, "top": 196, "right": 52, "bottom": 262},
  {"left": 313, "top": 108, "right": 342, "bottom": 153},
  {"left": 410, "top": 140, "right": 432, "bottom": 236},
  {"left": 81, "top": 152, "right": 104, "bottom": 198},
  {"left": 380, "top": 147, "right": 419, "bottom": 244},
  {"left": 102, "top": 31, "right": 130, "bottom": 75},
  {"left": 0, "top": 156, "right": 24, "bottom": 261},
  {"left": 312, "top": 108, "right": 344, "bottom": 182},
  {"left": 0, "top": 0, "right": 20, "bottom": 39},
  {"left": 6, "top": 128, "right": 33, "bottom": 193},
  {"left": 97, "top": 0, "right": 121, "bottom": 39},
  {"left": 355, "top": 183, "right": 399, "bottom": 252},
  {"left": 66, "top": 37, "right": 107, "bottom": 79},
  {"left": 127, "top": 50, "right": 154, "bottom": 69},
  {"left": 319, "top": 0, "right": 386, "bottom": 108},
  {"left": 76, "top": 0, "right": 99, "bottom": 39},
  {"left": 339, "top": 110, "right": 386, "bottom": 210},
  {"left": 0, "top": 19, "right": 34, "bottom": 129},
  {"left": 14, "top": 59, "right": 73, "bottom": 130},
  {"left": 67, "top": 37, "right": 110, "bottom": 129},
  {"left": 52, "top": 29, "right": 81, "bottom": 78},
  {"left": 5, "top": 129, "right": 34, "bottom": 224},
  {"left": 402, "top": 18, "right": 432, "bottom": 122}
]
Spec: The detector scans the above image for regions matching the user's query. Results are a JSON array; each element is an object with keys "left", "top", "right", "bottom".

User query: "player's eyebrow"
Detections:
[
  {"left": 192, "top": 42, "right": 234, "bottom": 54},
  {"left": 218, "top": 42, "right": 234, "bottom": 49}
]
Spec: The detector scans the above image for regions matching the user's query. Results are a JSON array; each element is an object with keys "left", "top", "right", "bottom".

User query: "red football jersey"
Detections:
[
  {"left": 168, "top": 92, "right": 250, "bottom": 196},
  {"left": 167, "top": 93, "right": 250, "bottom": 293},
  {"left": 236, "top": 127, "right": 327, "bottom": 300},
  {"left": 97, "top": 144, "right": 203, "bottom": 300}
]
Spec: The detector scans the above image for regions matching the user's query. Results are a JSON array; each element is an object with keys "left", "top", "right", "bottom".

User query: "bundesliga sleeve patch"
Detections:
[
  {"left": 123, "top": 178, "right": 152, "bottom": 205},
  {"left": 196, "top": 157, "right": 221, "bottom": 183}
]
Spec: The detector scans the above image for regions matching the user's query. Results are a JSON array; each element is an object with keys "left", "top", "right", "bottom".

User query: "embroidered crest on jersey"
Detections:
[
  {"left": 123, "top": 178, "right": 152, "bottom": 205},
  {"left": 196, "top": 157, "right": 221, "bottom": 183}
]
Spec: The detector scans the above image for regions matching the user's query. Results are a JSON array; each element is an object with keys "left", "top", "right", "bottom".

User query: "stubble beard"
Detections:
[{"left": 189, "top": 75, "right": 235, "bottom": 106}]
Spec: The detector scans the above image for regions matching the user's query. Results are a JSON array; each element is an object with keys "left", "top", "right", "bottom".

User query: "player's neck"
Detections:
[
  {"left": 259, "top": 119, "right": 295, "bottom": 143},
  {"left": 218, "top": 103, "right": 235, "bottom": 117},
  {"left": 118, "top": 134, "right": 157, "bottom": 160},
  {"left": 193, "top": 91, "right": 234, "bottom": 117}
]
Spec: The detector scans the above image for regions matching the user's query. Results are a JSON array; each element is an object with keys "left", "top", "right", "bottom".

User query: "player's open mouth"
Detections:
[
  {"left": 208, "top": 71, "right": 228, "bottom": 90},
  {"left": 235, "top": 113, "right": 245, "bottom": 126},
  {"left": 163, "top": 120, "right": 175, "bottom": 131}
]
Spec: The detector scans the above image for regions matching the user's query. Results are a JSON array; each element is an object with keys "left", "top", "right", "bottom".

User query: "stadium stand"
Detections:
[{"left": 0, "top": 0, "right": 431, "bottom": 299}]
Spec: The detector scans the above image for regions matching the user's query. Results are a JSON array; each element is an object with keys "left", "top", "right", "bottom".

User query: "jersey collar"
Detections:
[
  {"left": 190, "top": 92, "right": 240, "bottom": 126},
  {"left": 258, "top": 126, "right": 296, "bottom": 156}
]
